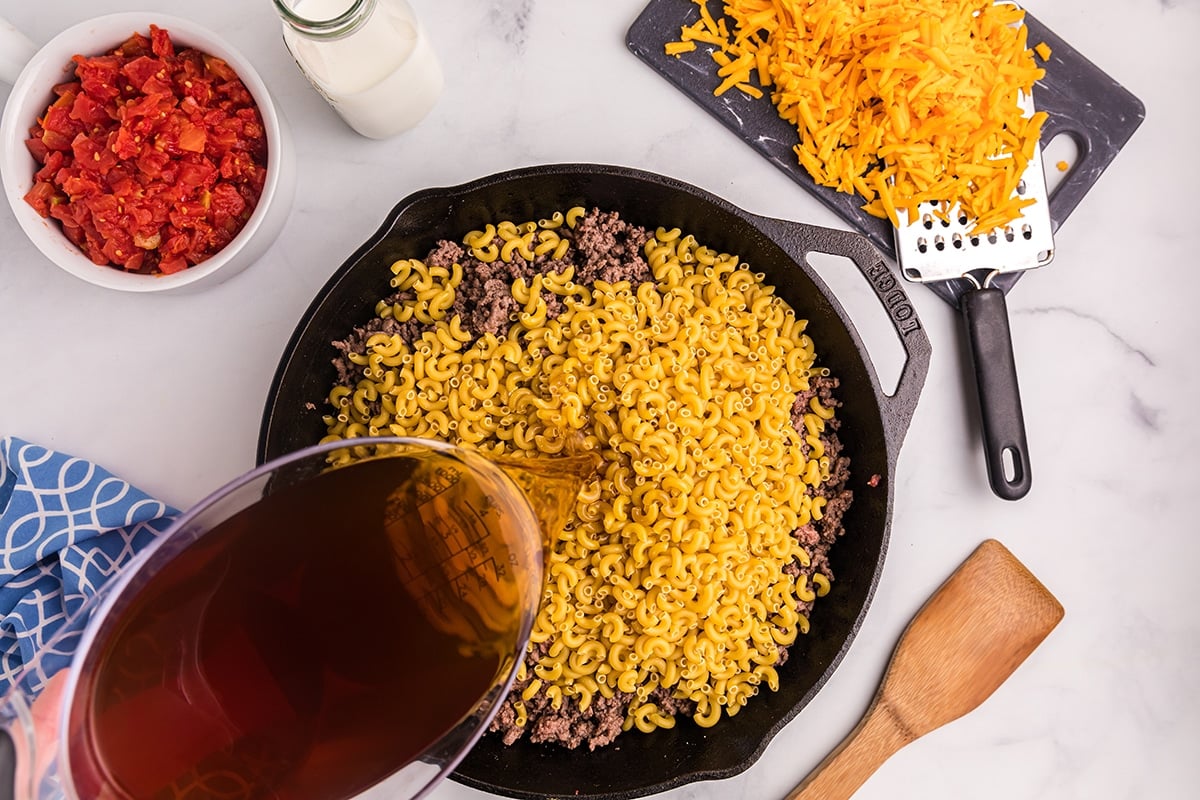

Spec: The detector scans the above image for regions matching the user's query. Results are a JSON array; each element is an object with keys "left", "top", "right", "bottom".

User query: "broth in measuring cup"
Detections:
[{"left": 62, "top": 449, "right": 543, "bottom": 799}]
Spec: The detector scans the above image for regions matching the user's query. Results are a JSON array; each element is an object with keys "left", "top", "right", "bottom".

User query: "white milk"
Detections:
[{"left": 281, "top": 0, "right": 443, "bottom": 139}]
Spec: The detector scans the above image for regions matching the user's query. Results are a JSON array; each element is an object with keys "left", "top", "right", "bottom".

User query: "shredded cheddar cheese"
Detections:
[
  {"left": 1034, "top": 41, "right": 1053, "bottom": 61},
  {"left": 669, "top": 0, "right": 1049, "bottom": 233}
]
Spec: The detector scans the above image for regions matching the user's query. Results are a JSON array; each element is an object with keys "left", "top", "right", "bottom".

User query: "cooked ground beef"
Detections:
[
  {"left": 430, "top": 238, "right": 557, "bottom": 338},
  {"left": 331, "top": 312, "right": 421, "bottom": 385},
  {"left": 330, "top": 208, "right": 650, "bottom": 385},
  {"left": 569, "top": 208, "right": 652, "bottom": 286},
  {"left": 527, "top": 691, "right": 629, "bottom": 750},
  {"left": 327, "top": 208, "right": 852, "bottom": 750},
  {"left": 788, "top": 376, "right": 852, "bottom": 616}
]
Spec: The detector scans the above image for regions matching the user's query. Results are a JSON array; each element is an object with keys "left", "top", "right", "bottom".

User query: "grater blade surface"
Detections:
[{"left": 893, "top": 92, "right": 1055, "bottom": 284}]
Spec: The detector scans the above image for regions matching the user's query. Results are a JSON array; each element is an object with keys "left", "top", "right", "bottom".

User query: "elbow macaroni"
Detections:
[{"left": 322, "top": 209, "right": 846, "bottom": 740}]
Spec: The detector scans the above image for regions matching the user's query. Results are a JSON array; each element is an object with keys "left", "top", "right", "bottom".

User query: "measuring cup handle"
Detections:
[
  {"left": 0, "top": 727, "right": 14, "bottom": 800},
  {"left": 0, "top": 16, "right": 38, "bottom": 86}
]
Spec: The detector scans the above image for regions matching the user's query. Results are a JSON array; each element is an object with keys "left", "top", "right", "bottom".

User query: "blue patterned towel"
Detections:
[{"left": 0, "top": 437, "right": 178, "bottom": 694}]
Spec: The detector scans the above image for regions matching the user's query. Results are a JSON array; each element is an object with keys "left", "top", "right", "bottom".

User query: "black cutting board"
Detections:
[{"left": 627, "top": 0, "right": 1145, "bottom": 305}]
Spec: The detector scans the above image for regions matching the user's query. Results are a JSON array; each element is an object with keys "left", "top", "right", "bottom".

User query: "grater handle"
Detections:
[{"left": 961, "top": 287, "right": 1032, "bottom": 500}]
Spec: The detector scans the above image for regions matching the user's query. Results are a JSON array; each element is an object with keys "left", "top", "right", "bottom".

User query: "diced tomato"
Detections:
[
  {"left": 82, "top": 230, "right": 110, "bottom": 265},
  {"left": 73, "top": 54, "right": 122, "bottom": 103},
  {"left": 217, "top": 151, "right": 244, "bottom": 180},
  {"left": 100, "top": 234, "right": 134, "bottom": 265},
  {"left": 210, "top": 183, "right": 246, "bottom": 225},
  {"left": 169, "top": 200, "right": 209, "bottom": 229},
  {"left": 53, "top": 80, "right": 82, "bottom": 97},
  {"left": 111, "top": 125, "right": 140, "bottom": 160},
  {"left": 134, "top": 147, "right": 171, "bottom": 179},
  {"left": 23, "top": 26, "right": 267, "bottom": 275},
  {"left": 179, "top": 78, "right": 214, "bottom": 109},
  {"left": 207, "top": 121, "right": 238, "bottom": 153},
  {"left": 122, "top": 92, "right": 169, "bottom": 120},
  {"left": 150, "top": 26, "right": 174, "bottom": 60},
  {"left": 121, "top": 56, "right": 166, "bottom": 89},
  {"left": 140, "top": 76, "right": 176, "bottom": 98},
  {"left": 238, "top": 115, "right": 264, "bottom": 143},
  {"left": 39, "top": 127, "right": 74, "bottom": 152},
  {"left": 120, "top": 250, "right": 147, "bottom": 273},
  {"left": 25, "top": 129, "right": 50, "bottom": 161},
  {"left": 50, "top": 88, "right": 77, "bottom": 112},
  {"left": 48, "top": 200, "right": 72, "bottom": 224},
  {"left": 71, "top": 134, "right": 119, "bottom": 175},
  {"left": 34, "top": 150, "right": 65, "bottom": 182},
  {"left": 177, "top": 122, "right": 207, "bottom": 153},
  {"left": 41, "top": 106, "right": 83, "bottom": 149},
  {"left": 129, "top": 205, "right": 157, "bottom": 230},
  {"left": 70, "top": 91, "right": 112, "bottom": 127},
  {"left": 162, "top": 231, "right": 188, "bottom": 255},
  {"left": 158, "top": 257, "right": 187, "bottom": 274},
  {"left": 201, "top": 55, "right": 237, "bottom": 82},
  {"left": 60, "top": 170, "right": 104, "bottom": 199},
  {"left": 105, "top": 168, "right": 139, "bottom": 198},
  {"left": 23, "top": 182, "right": 60, "bottom": 217},
  {"left": 84, "top": 193, "right": 120, "bottom": 219},
  {"left": 177, "top": 157, "right": 217, "bottom": 188},
  {"left": 116, "top": 32, "right": 152, "bottom": 59}
]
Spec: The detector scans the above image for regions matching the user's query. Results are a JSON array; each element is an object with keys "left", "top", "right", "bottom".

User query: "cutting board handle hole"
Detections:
[{"left": 1042, "top": 132, "right": 1082, "bottom": 197}]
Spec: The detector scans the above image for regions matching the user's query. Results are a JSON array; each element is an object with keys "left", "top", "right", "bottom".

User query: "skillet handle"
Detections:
[
  {"left": 961, "top": 287, "right": 1032, "bottom": 500},
  {"left": 755, "top": 219, "right": 931, "bottom": 458}
]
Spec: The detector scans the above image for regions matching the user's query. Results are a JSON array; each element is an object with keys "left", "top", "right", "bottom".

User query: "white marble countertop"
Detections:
[{"left": 1, "top": 1, "right": 1196, "bottom": 798}]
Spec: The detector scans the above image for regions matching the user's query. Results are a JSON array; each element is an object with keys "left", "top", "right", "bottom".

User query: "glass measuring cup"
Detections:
[{"left": 0, "top": 437, "right": 591, "bottom": 800}]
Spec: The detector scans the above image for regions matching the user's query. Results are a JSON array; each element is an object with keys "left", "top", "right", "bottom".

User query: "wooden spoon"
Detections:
[{"left": 785, "top": 538, "right": 1064, "bottom": 800}]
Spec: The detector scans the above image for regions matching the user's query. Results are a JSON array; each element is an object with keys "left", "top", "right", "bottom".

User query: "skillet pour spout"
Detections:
[{"left": 257, "top": 163, "right": 932, "bottom": 800}]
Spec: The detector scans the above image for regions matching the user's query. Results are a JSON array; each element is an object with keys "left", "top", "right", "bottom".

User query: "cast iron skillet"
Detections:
[{"left": 256, "top": 164, "right": 932, "bottom": 800}]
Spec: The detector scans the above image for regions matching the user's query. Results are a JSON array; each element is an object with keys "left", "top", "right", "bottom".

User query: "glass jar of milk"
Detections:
[{"left": 273, "top": 0, "right": 443, "bottom": 139}]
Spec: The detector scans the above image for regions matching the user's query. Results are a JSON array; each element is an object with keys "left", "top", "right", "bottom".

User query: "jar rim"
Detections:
[{"left": 273, "top": 0, "right": 374, "bottom": 39}]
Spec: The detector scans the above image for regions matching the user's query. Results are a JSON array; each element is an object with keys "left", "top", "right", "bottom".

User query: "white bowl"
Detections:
[{"left": 0, "top": 12, "right": 296, "bottom": 293}]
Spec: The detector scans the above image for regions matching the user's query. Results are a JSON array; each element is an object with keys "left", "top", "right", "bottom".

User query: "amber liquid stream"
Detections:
[{"left": 65, "top": 455, "right": 526, "bottom": 800}]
